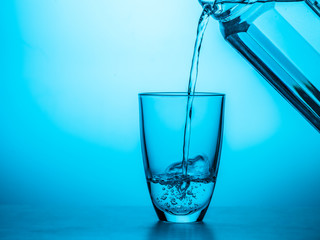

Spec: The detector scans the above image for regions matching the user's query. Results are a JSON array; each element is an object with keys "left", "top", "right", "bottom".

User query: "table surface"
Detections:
[{"left": 0, "top": 205, "right": 319, "bottom": 240}]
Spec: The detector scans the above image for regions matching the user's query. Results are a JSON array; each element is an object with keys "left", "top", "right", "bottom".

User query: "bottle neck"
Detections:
[
  {"left": 212, "top": 2, "right": 253, "bottom": 21},
  {"left": 199, "top": 0, "right": 304, "bottom": 22},
  {"left": 199, "top": 0, "right": 256, "bottom": 22}
]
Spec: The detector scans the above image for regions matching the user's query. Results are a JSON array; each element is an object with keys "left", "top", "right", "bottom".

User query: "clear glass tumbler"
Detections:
[{"left": 139, "top": 92, "right": 225, "bottom": 223}]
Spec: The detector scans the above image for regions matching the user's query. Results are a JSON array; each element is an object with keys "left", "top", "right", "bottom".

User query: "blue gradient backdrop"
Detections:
[{"left": 1, "top": 0, "right": 319, "bottom": 207}]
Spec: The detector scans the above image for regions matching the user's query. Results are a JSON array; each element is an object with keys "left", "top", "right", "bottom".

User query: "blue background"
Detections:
[{"left": 0, "top": 0, "right": 319, "bottom": 207}]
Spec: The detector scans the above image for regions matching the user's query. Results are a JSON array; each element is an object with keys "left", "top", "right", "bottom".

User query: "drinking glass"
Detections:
[{"left": 139, "top": 92, "right": 225, "bottom": 223}]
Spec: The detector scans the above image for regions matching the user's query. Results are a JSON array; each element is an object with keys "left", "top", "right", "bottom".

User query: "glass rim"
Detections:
[{"left": 139, "top": 92, "right": 225, "bottom": 97}]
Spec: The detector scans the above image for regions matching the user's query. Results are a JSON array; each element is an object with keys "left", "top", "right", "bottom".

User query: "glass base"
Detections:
[{"left": 153, "top": 204, "right": 209, "bottom": 223}]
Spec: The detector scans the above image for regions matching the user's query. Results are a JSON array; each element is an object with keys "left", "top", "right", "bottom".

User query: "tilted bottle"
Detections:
[{"left": 200, "top": 0, "right": 320, "bottom": 131}]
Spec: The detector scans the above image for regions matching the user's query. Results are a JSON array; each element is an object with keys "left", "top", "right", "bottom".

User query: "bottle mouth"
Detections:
[{"left": 198, "top": 0, "right": 255, "bottom": 21}]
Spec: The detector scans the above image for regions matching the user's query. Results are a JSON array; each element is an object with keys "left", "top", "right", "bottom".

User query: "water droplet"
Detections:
[
  {"left": 171, "top": 198, "right": 177, "bottom": 205},
  {"left": 161, "top": 195, "right": 167, "bottom": 200}
]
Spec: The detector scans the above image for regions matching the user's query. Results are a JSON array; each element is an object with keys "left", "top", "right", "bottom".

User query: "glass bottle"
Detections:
[{"left": 200, "top": 0, "right": 320, "bottom": 132}]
